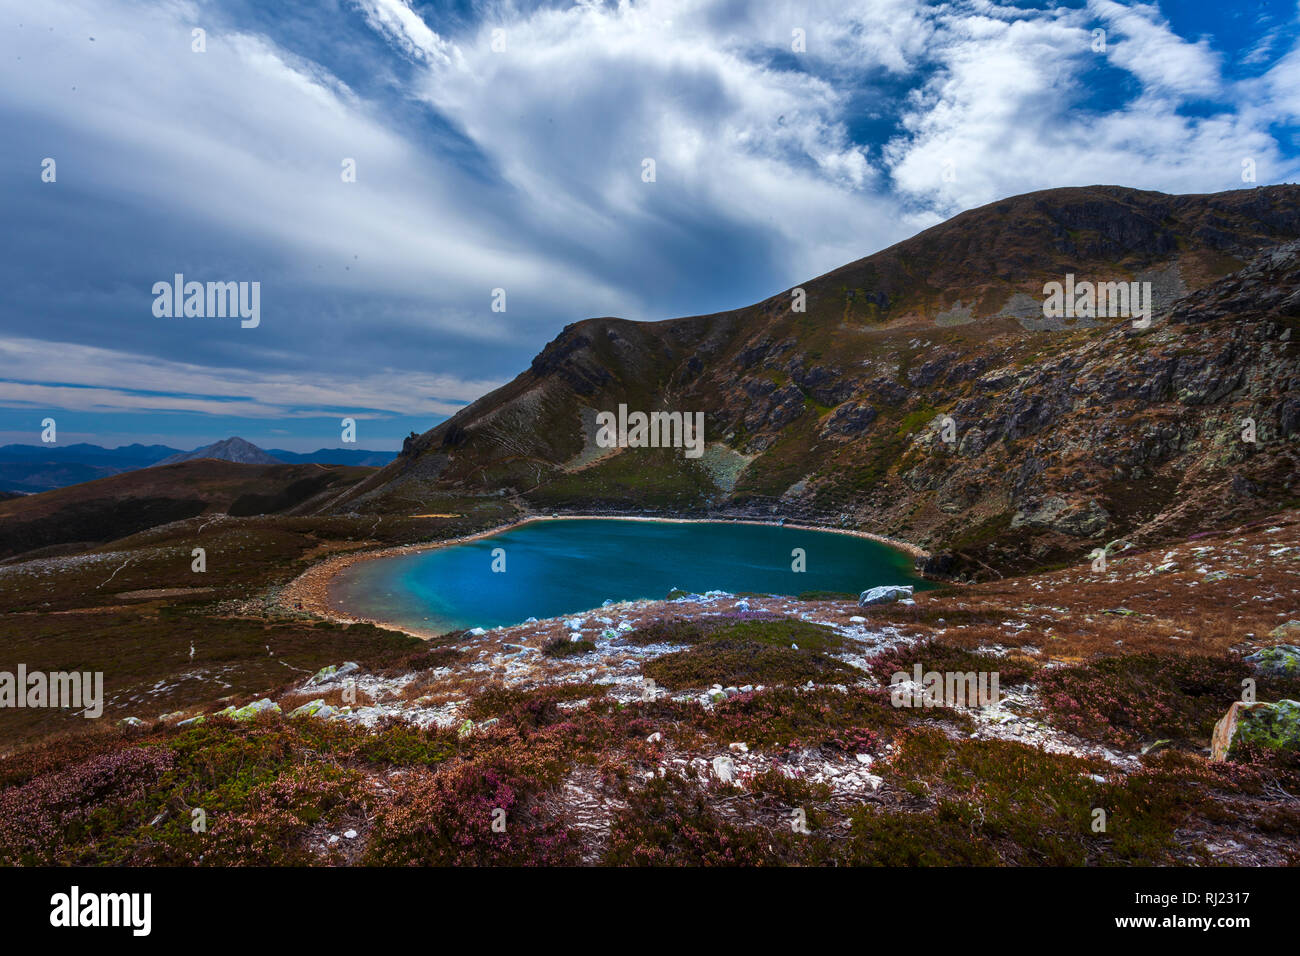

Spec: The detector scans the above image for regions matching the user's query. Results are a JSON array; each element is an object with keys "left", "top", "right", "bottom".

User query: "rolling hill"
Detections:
[{"left": 0, "top": 459, "right": 377, "bottom": 561}]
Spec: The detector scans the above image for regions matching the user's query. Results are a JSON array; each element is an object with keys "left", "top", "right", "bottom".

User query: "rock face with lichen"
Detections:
[
  {"left": 1245, "top": 644, "right": 1300, "bottom": 678},
  {"left": 1211, "top": 699, "right": 1300, "bottom": 761},
  {"left": 323, "top": 186, "right": 1300, "bottom": 581}
]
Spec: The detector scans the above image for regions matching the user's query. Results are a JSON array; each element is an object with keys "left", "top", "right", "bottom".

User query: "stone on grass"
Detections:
[
  {"left": 1211, "top": 699, "right": 1300, "bottom": 762},
  {"left": 308, "top": 662, "right": 359, "bottom": 686},
  {"left": 712, "top": 755, "right": 736, "bottom": 784},
  {"left": 219, "top": 698, "right": 281, "bottom": 721},
  {"left": 859, "top": 585, "right": 914, "bottom": 607},
  {"left": 289, "top": 699, "right": 337, "bottom": 720},
  {"left": 1244, "top": 644, "right": 1300, "bottom": 678}
]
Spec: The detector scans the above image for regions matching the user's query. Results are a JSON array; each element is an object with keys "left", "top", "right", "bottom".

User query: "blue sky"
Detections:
[{"left": 2, "top": 0, "right": 1298, "bottom": 452}]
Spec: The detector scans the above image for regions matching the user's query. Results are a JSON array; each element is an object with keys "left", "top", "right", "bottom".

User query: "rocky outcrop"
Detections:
[
  {"left": 1211, "top": 699, "right": 1300, "bottom": 762},
  {"left": 1245, "top": 644, "right": 1300, "bottom": 678}
]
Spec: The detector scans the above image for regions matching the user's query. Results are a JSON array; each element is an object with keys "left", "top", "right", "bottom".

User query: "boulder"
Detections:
[
  {"left": 218, "top": 698, "right": 281, "bottom": 721},
  {"left": 289, "top": 698, "right": 337, "bottom": 719},
  {"left": 1210, "top": 699, "right": 1300, "bottom": 762},
  {"left": 1244, "top": 644, "right": 1300, "bottom": 678},
  {"left": 1268, "top": 621, "right": 1300, "bottom": 640},
  {"left": 712, "top": 755, "right": 736, "bottom": 784},
  {"left": 859, "top": 585, "right": 914, "bottom": 607},
  {"left": 307, "top": 662, "right": 360, "bottom": 686}
]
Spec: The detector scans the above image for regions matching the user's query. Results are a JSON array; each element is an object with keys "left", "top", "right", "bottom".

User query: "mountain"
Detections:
[
  {"left": 0, "top": 442, "right": 177, "bottom": 464},
  {"left": 268, "top": 448, "right": 397, "bottom": 467},
  {"left": 0, "top": 442, "right": 400, "bottom": 493},
  {"left": 0, "top": 443, "right": 178, "bottom": 493},
  {"left": 323, "top": 184, "right": 1300, "bottom": 578},
  {"left": 156, "top": 437, "right": 283, "bottom": 466}
]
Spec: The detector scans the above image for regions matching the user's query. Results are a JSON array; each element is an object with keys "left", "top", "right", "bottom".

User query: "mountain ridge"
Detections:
[{"left": 324, "top": 184, "right": 1300, "bottom": 579}]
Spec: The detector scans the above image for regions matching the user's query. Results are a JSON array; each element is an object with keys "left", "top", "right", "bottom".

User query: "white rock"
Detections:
[
  {"left": 344, "top": 829, "right": 357, "bottom": 839},
  {"left": 858, "top": 585, "right": 914, "bottom": 607},
  {"left": 712, "top": 756, "right": 736, "bottom": 784},
  {"left": 729, "top": 742, "right": 749, "bottom": 753}
]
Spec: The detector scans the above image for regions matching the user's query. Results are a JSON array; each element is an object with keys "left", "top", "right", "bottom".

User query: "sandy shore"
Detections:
[{"left": 278, "top": 513, "right": 929, "bottom": 640}]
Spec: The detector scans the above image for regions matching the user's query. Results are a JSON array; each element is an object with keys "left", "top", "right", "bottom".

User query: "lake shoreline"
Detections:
[{"left": 278, "top": 513, "right": 930, "bottom": 640}]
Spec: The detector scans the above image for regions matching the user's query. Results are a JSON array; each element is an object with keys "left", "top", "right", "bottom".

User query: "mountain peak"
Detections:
[{"left": 157, "top": 437, "right": 283, "bottom": 466}]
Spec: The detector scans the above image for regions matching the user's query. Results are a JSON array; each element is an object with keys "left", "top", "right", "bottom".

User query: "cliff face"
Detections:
[{"left": 329, "top": 185, "right": 1300, "bottom": 578}]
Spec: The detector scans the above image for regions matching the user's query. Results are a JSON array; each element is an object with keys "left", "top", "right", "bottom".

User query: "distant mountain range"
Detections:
[{"left": 0, "top": 438, "right": 396, "bottom": 493}]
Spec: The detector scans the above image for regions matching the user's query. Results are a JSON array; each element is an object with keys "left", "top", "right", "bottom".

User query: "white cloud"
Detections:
[
  {"left": 351, "top": 0, "right": 460, "bottom": 66},
  {"left": 1089, "top": 0, "right": 1221, "bottom": 99},
  {"left": 0, "top": 336, "right": 503, "bottom": 418},
  {"left": 1, "top": 0, "right": 1298, "bottom": 433},
  {"left": 883, "top": 2, "right": 1299, "bottom": 215}
]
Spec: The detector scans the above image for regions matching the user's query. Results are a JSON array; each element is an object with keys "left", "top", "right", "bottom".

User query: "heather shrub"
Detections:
[
  {"left": 838, "top": 801, "right": 1003, "bottom": 865},
  {"left": 542, "top": 636, "right": 596, "bottom": 657},
  {"left": 1038, "top": 653, "right": 1254, "bottom": 749},
  {"left": 624, "top": 617, "right": 844, "bottom": 651},
  {"left": 748, "top": 768, "right": 833, "bottom": 830},
  {"left": 0, "top": 746, "right": 174, "bottom": 865},
  {"left": 602, "top": 772, "right": 775, "bottom": 866},
  {"left": 363, "top": 761, "right": 580, "bottom": 866},
  {"left": 642, "top": 639, "right": 852, "bottom": 689},
  {"left": 703, "top": 686, "right": 966, "bottom": 750},
  {"left": 194, "top": 762, "right": 364, "bottom": 866},
  {"left": 354, "top": 719, "right": 458, "bottom": 766},
  {"left": 875, "top": 726, "right": 1231, "bottom": 865},
  {"left": 621, "top": 618, "right": 724, "bottom": 646},
  {"left": 465, "top": 684, "right": 603, "bottom": 727},
  {"left": 868, "top": 640, "right": 1037, "bottom": 687}
]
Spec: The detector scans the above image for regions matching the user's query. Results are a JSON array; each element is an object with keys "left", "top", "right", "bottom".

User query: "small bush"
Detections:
[
  {"left": 364, "top": 762, "right": 580, "bottom": 866},
  {"left": 543, "top": 636, "right": 596, "bottom": 658}
]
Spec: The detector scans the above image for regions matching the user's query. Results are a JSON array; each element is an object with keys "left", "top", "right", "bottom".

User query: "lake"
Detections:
[{"left": 330, "top": 517, "right": 926, "bottom": 633}]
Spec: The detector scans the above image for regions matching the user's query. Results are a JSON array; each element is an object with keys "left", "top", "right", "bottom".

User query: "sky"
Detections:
[{"left": 1, "top": 0, "right": 1298, "bottom": 453}]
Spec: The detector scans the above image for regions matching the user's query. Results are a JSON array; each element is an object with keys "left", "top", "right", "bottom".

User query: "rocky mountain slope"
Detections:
[{"left": 326, "top": 185, "right": 1300, "bottom": 577}]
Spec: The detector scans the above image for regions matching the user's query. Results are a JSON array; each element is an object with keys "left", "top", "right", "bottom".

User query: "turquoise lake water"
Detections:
[{"left": 331, "top": 518, "right": 926, "bottom": 634}]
